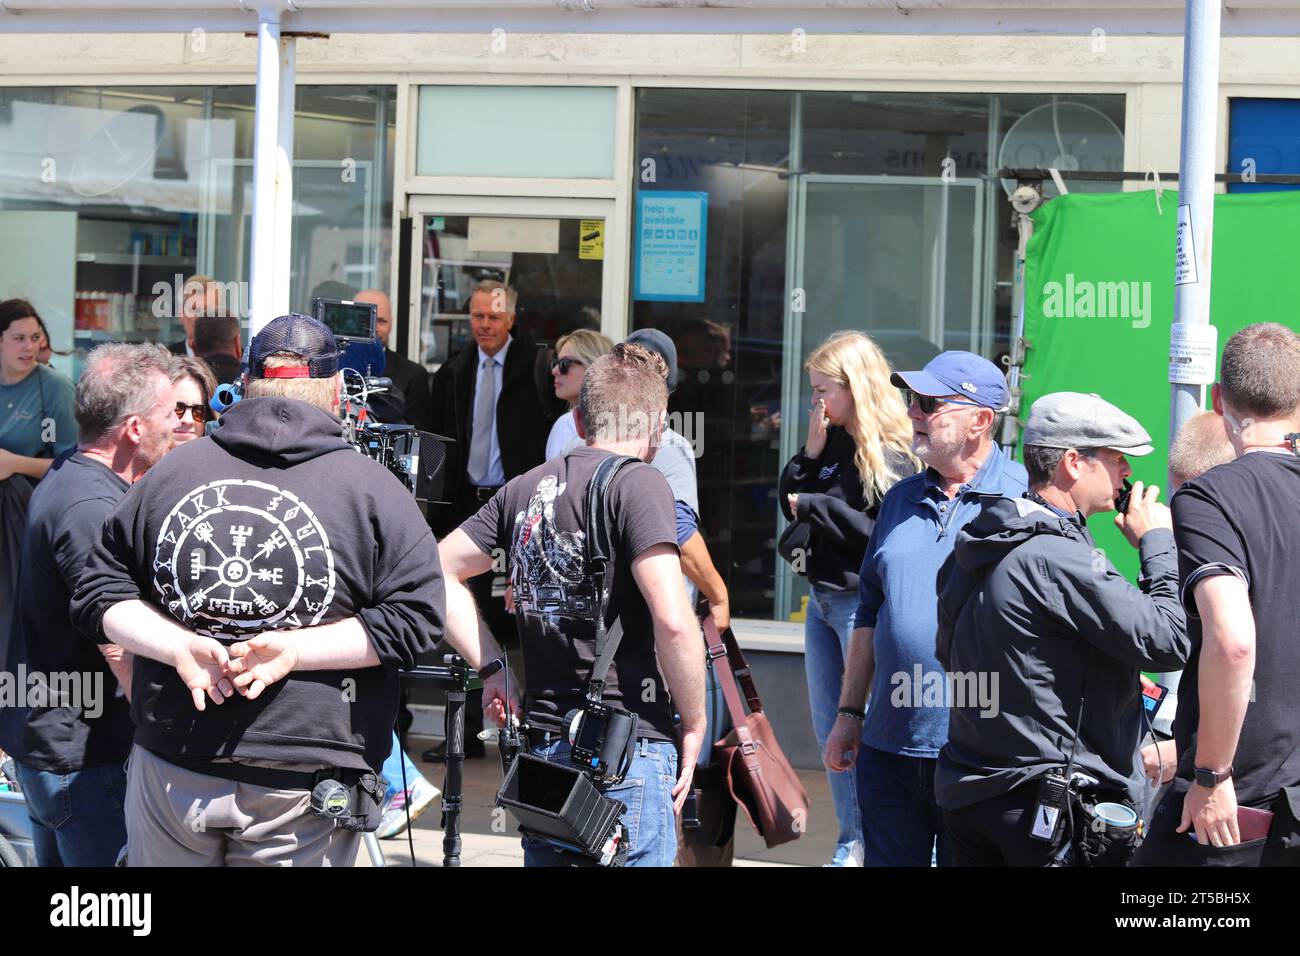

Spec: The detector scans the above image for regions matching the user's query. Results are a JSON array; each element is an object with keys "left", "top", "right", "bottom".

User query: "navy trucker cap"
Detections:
[{"left": 249, "top": 313, "right": 341, "bottom": 379}]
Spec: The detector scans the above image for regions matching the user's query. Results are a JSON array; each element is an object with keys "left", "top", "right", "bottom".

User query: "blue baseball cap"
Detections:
[{"left": 890, "top": 350, "right": 1008, "bottom": 410}]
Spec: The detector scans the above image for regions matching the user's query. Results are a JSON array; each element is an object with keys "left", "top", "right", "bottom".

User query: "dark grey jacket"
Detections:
[{"left": 934, "top": 495, "right": 1189, "bottom": 810}]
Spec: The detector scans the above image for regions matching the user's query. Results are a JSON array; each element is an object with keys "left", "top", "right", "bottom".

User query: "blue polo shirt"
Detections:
[{"left": 855, "top": 443, "right": 1027, "bottom": 758}]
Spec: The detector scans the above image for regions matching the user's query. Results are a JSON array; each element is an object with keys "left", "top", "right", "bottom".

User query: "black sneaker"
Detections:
[{"left": 421, "top": 738, "right": 486, "bottom": 762}]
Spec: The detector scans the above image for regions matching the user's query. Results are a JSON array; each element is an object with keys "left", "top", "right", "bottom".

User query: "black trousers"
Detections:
[
  {"left": 1132, "top": 779, "right": 1300, "bottom": 867},
  {"left": 943, "top": 782, "right": 1065, "bottom": 867}
]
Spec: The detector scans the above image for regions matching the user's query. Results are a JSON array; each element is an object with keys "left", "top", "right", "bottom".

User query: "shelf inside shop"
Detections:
[
  {"left": 74, "top": 330, "right": 150, "bottom": 344},
  {"left": 76, "top": 253, "right": 196, "bottom": 266}
]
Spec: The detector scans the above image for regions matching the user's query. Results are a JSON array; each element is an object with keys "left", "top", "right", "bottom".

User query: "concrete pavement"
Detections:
[{"left": 359, "top": 734, "right": 839, "bottom": 868}]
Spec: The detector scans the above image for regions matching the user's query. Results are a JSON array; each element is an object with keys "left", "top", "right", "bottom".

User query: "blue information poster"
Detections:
[{"left": 633, "top": 191, "right": 708, "bottom": 302}]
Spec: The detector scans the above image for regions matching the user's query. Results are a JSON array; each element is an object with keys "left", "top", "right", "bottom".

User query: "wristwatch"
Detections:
[
  {"left": 1194, "top": 765, "right": 1234, "bottom": 789},
  {"left": 477, "top": 658, "right": 505, "bottom": 681}
]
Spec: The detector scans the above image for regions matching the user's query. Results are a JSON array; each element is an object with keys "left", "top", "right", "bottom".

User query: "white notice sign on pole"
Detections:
[
  {"left": 1175, "top": 203, "right": 1198, "bottom": 286},
  {"left": 1169, "top": 322, "right": 1218, "bottom": 385}
]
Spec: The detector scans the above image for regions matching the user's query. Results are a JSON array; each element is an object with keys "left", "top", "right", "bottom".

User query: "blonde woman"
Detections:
[
  {"left": 778, "top": 330, "right": 918, "bottom": 866},
  {"left": 545, "top": 328, "right": 614, "bottom": 459}
]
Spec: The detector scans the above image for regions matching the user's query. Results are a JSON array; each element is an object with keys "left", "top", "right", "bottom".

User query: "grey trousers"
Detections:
[{"left": 125, "top": 745, "right": 362, "bottom": 867}]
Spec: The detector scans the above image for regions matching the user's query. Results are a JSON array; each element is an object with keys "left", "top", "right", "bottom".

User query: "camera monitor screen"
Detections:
[{"left": 312, "top": 298, "right": 376, "bottom": 342}]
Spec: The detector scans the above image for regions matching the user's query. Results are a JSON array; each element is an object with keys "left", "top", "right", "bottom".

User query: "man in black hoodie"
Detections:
[
  {"left": 71, "top": 314, "right": 444, "bottom": 867},
  {"left": 934, "top": 392, "right": 1188, "bottom": 866}
]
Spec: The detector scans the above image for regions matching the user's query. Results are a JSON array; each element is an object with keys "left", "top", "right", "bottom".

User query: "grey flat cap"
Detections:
[{"left": 1023, "top": 391, "right": 1155, "bottom": 456}]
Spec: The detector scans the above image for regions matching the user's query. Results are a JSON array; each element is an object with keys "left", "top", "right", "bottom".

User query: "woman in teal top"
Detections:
[
  {"left": 1, "top": 299, "right": 78, "bottom": 639},
  {"left": 0, "top": 299, "right": 77, "bottom": 480}
]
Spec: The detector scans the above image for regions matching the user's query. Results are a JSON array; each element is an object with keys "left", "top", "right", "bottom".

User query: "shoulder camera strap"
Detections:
[{"left": 583, "top": 453, "right": 639, "bottom": 699}]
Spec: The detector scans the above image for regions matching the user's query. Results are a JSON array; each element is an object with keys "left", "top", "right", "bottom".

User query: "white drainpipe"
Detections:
[{"left": 249, "top": 2, "right": 296, "bottom": 335}]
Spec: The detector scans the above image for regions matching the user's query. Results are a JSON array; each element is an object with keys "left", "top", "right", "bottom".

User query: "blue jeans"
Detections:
[
  {"left": 381, "top": 730, "right": 425, "bottom": 802},
  {"left": 13, "top": 760, "right": 128, "bottom": 867},
  {"left": 804, "top": 584, "right": 863, "bottom": 860},
  {"left": 854, "top": 745, "right": 952, "bottom": 867},
  {"left": 522, "top": 737, "right": 678, "bottom": 868}
]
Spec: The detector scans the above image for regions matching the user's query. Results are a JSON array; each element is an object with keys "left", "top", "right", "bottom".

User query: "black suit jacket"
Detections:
[
  {"left": 429, "top": 332, "right": 552, "bottom": 528},
  {"left": 384, "top": 348, "right": 434, "bottom": 432}
]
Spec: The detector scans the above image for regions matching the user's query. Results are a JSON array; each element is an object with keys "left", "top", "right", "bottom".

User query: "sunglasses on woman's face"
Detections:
[
  {"left": 551, "top": 357, "right": 585, "bottom": 375},
  {"left": 903, "top": 388, "right": 983, "bottom": 415},
  {"left": 174, "top": 401, "right": 208, "bottom": 422}
]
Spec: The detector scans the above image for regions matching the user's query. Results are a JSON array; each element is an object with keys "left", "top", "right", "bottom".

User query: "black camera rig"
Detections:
[{"left": 338, "top": 368, "right": 452, "bottom": 504}]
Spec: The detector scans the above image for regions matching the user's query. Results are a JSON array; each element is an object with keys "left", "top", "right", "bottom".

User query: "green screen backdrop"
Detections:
[{"left": 1021, "top": 189, "right": 1300, "bottom": 581}]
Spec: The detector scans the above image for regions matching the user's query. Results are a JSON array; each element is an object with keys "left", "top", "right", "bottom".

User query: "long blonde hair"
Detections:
[{"left": 805, "top": 331, "right": 918, "bottom": 504}]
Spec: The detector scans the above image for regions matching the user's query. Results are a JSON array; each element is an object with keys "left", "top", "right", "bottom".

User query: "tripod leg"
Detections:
[
  {"left": 364, "top": 831, "right": 386, "bottom": 867},
  {"left": 442, "top": 689, "right": 466, "bottom": 867}
]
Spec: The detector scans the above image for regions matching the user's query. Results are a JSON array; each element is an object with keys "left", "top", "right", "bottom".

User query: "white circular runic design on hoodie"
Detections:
[{"left": 152, "top": 479, "right": 336, "bottom": 633}]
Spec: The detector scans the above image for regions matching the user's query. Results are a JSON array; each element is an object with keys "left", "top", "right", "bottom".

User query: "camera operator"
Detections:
[
  {"left": 70, "top": 314, "right": 444, "bottom": 866},
  {"left": 934, "top": 392, "right": 1189, "bottom": 866},
  {"left": 1135, "top": 323, "right": 1300, "bottom": 866},
  {"left": 437, "top": 342, "right": 707, "bottom": 867}
]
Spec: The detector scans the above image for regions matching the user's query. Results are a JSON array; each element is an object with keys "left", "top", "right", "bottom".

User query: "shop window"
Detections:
[
  {"left": 0, "top": 85, "right": 395, "bottom": 380},
  {"left": 1228, "top": 98, "right": 1300, "bottom": 193},
  {"left": 632, "top": 88, "right": 1124, "bottom": 622}
]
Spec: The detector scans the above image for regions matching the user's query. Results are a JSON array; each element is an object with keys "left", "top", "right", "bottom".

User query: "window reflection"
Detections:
[
  {"left": 632, "top": 88, "right": 1124, "bottom": 620},
  {"left": 0, "top": 85, "right": 395, "bottom": 380}
]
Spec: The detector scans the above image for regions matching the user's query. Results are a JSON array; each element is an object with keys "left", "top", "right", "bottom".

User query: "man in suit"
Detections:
[
  {"left": 354, "top": 289, "right": 433, "bottom": 432},
  {"left": 426, "top": 279, "right": 552, "bottom": 758}
]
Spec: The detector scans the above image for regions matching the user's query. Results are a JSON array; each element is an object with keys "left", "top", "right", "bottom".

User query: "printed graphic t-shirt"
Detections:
[{"left": 460, "top": 446, "right": 680, "bottom": 741}]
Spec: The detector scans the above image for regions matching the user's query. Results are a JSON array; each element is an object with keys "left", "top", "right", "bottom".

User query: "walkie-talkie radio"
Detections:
[{"left": 1030, "top": 768, "right": 1070, "bottom": 842}]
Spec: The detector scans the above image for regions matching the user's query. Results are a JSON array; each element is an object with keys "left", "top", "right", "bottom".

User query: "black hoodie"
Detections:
[
  {"left": 70, "top": 396, "right": 444, "bottom": 773},
  {"left": 933, "top": 495, "right": 1189, "bottom": 810}
]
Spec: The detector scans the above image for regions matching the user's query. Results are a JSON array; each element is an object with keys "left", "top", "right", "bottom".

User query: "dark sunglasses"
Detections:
[
  {"left": 551, "top": 356, "right": 585, "bottom": 375},
  {"left": 174, "top": 401, "right": 209, "bottom": 422},
  {"left": 903, "top": 388, "right": 983, "bottom": 415}
]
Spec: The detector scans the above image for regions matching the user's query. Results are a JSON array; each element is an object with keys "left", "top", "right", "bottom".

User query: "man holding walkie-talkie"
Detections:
[{"left": 934, "top": 392, "right": 1189, "bottom": 866}]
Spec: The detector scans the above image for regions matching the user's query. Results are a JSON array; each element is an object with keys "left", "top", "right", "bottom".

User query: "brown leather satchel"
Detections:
[{"left": 702, "top": 619, "right": 810, "bottom": 848}]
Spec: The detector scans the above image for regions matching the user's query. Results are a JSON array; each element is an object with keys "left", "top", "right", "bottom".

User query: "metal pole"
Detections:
[
  {"left": 272, "top": 35, "right": 296, "bottom": 321},
  {"left": 249, "top": 5, "right": 282, "bottom": 335},
  {"left": 1169, "top": 0, "right": 1222, "bottom": 454},
  {"left": 1161, "top": 0, "right": 1222, "bottom": 733}
]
